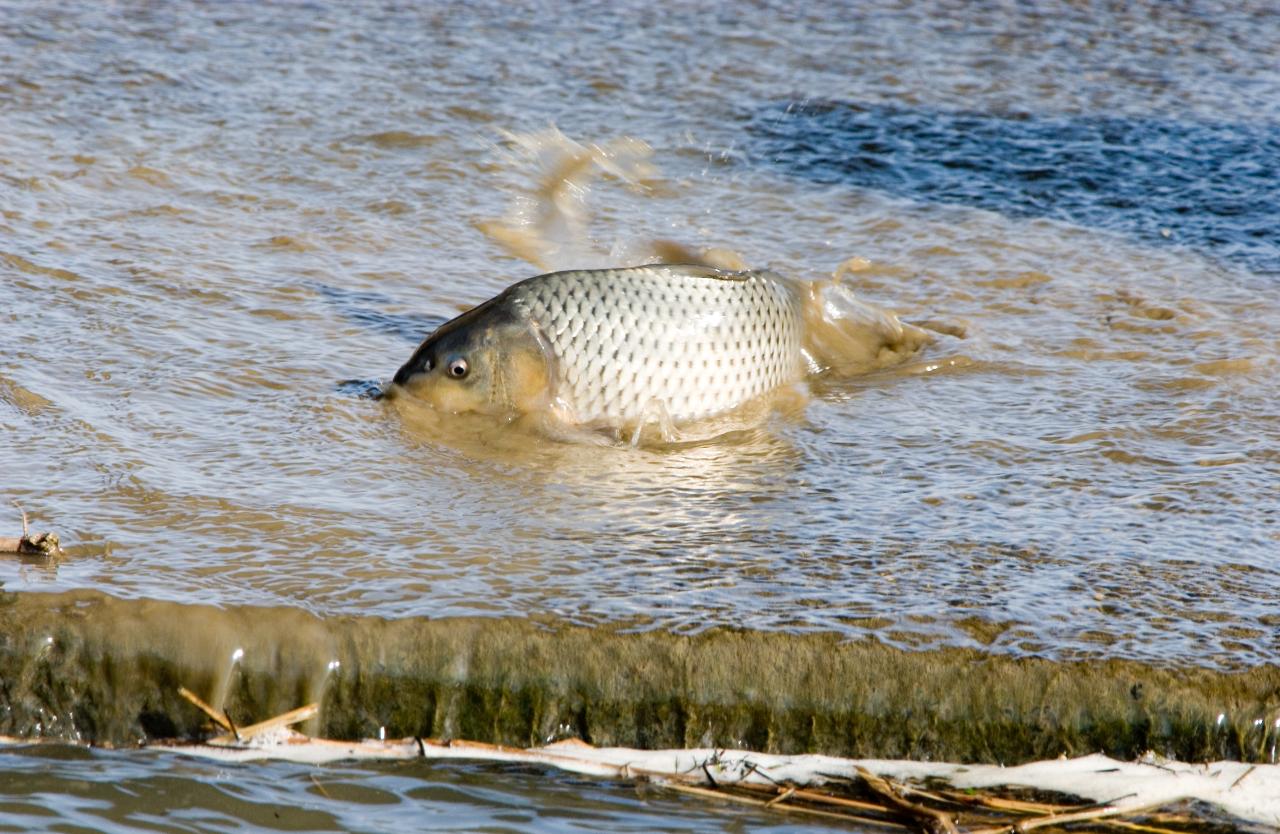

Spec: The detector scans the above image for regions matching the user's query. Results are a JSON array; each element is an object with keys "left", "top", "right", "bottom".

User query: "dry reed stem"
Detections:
[
  {"left": 1230, "top": 764, "right": 1256, "bottom": 789},
  {"left": 309, "top": 772, "right": 332, "bottom": 799},
  {"left": 966, "top": 800, "right": 1167, "bottom": 834},
  {"left": 664, "top": 782, "right": 905, "bottom": 829},
  {"left": 1098, "top": 820, "right": 1190, "bottom": 834}
]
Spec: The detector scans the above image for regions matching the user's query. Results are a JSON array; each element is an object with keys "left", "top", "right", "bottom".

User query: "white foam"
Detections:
[{"left": 156, "top": 735, "right": 1280, "bottom": 827}]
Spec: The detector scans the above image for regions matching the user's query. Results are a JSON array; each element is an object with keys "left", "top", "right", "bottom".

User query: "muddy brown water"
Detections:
[{"left": 2, "top": 1, "right": 1279, "bottom": 831}]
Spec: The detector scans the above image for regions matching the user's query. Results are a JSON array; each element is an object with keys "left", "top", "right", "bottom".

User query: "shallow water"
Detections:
[
  {"left": 2, "top": 0, "right": 1279, "bottom": 828},
  {"left": 0, "top": 744, "right": 849, "bottom": 834}
]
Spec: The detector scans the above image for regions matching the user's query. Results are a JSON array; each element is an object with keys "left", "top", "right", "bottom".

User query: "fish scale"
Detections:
[{"left": 507, "top": 265, "right": 805, "bottom": 424}]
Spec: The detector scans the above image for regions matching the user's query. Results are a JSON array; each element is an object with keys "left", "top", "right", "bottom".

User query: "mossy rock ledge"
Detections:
[{"left": 1, "top": 589, "right": 1276, "bottom": 763}]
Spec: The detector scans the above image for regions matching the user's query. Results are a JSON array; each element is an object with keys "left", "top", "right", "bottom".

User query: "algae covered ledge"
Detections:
[{"left": 1, "top": 589, "right": 1276, "bottom": 763}]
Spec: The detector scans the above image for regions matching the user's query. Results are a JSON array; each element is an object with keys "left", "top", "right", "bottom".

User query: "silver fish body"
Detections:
[{"left": 393, "top": 265, "right": 807, "bottom": 426}]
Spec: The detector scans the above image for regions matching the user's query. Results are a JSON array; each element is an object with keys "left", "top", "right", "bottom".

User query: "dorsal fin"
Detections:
[
  {"left": 534, "top": 264, "right": 753, "bottom": 284},
  {"left": 644, "top": 263, "right": 752, "bottom": 282}
]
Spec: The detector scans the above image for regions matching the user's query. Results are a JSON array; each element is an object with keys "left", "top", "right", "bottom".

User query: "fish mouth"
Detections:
[
  {"left": 391, "top": 362, "right": 417, "bottom": 388},
  {"left": 388, "top": 364, "right": 429, "bottom": 398},
  {"left": 386, "top": 354, "right": 431, "bottom": 397},
  {"left": 392, "top": 346, "right": 436, "bottom": 389},
  {"left": 388, "top": 354, "right": 447, "bottom": 402}
]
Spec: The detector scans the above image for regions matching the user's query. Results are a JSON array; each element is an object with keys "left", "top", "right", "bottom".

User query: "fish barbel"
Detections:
[{"left": 391, "top": 264, "right": 807, "bottom": 427}]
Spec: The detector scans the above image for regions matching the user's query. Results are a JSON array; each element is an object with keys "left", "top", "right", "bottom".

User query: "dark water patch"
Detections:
[
  {"left": 749, "top": 101, "right": 1280, "bottom": 274},
  {"left": 308, "top": 281, "right": 447, "bottom": 342},
  {"left": 336, "top": 378, "right": 386, "bottom": 399},
  {"left": 3, "top": 591, "right": 1279, "bottom": 765},
  {"left": 357, "top": 309, "right": 446, "bottom": 343}
]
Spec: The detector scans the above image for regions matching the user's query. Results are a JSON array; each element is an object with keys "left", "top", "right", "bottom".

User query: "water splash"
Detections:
[{"left": 476, "top": 127, "right": 661, "bottom": 271}]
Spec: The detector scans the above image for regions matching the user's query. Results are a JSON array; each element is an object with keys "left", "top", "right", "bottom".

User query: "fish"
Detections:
[{"left": 391, "top": 264, "right": 809, "bottom": 430}]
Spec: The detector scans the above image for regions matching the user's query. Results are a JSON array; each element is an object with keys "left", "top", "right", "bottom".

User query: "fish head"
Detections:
[{"left": 391, "top": 296, "right": 551, "bottom": 416}]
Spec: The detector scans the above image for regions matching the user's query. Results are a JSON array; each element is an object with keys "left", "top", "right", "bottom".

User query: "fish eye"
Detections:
[{"left": 447, "top": 358, "right": 469, "bottom": 379}]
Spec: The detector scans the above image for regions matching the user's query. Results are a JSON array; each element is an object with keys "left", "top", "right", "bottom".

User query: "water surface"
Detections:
[
  {"left": 0, "top": 744, "right": 846, "bottom": 834},
  {"left": 4, "top": 0, "right": 1277, "bottom": 666},
  {"left": 2, "top": 0, "right": 1279, "bottom": 828}
]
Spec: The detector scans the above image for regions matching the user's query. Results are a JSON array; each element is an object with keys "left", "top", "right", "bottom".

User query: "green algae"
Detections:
[{"left": 0, "top": 590, "right": 1276, "bottom": 763}]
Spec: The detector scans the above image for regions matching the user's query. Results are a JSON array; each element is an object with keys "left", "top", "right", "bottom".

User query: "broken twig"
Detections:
[
  {"left": 209, "top": 703, "right": 318, "bottom": 745},
  {"left": 857, "top": 766, "right": 960, "bottom": 834},
  {"left": 1, "top": 502, "right": 63, "bottom": 557},
  {"left": 177, "top": 686, "right": 235, "bottom": 736}
]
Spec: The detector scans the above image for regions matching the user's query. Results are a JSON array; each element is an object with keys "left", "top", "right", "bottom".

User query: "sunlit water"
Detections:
[{"left": 3, "top": 0, "right": 1279, "bottom": 829}]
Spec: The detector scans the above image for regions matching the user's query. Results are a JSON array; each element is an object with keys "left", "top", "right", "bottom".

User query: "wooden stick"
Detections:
[
  {"left": 177, "top": 686, "right": 234, "bottom": 734},
  {"left": 763, "top": 787, "right": 795, "bottom": 808},
  {"left": 857, "top": 766, "right": 960, "bottom": 834},
  {"left": 1230, "top": 765, "right": 1256, "bottom": 789},
  {"left": 930, "top": 788, "right": 1073, "bottom": 815},
  {"left": 209, "top": 704, "right": 319, "bottom": 745},
  {"left": 735, "top": 781, "right": 897, "bottom": 815}
]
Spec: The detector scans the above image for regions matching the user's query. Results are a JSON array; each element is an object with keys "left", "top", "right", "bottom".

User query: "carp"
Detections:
[{"left": 391, "top": 264, "right": 807, "bottom": 428}]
